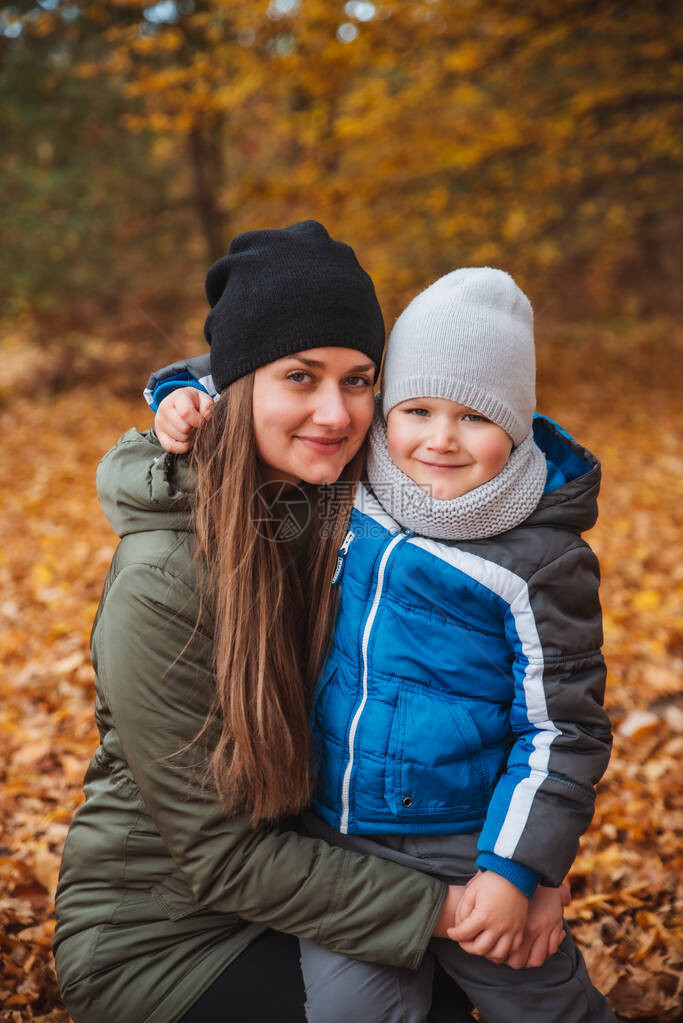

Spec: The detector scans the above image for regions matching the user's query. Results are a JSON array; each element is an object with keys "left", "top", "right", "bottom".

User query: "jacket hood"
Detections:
[
  {"left": 96, "top": 429, "right": 193, "bottom": 538},
  {"left": 527, "top": 414, "right": 601, "bottom": 533}
]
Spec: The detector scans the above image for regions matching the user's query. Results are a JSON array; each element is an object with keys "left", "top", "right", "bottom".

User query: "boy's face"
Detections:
[{"left": 386, "top": 396, "right": 513, "bottom": 500}]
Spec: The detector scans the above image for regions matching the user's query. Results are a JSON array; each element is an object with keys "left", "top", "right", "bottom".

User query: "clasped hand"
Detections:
[{"left": 434, "top": 872, "right": 569, "bottom": 969}]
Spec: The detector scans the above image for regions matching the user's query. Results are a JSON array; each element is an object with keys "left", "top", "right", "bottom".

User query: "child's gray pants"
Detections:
[{"left": 299, "top": 812, "right": 617, "bottom": 1023}]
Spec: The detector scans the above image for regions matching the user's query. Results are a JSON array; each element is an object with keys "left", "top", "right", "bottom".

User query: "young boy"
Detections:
[{"left": 149, "top": 268, "right": 616, "bottom": 1022}]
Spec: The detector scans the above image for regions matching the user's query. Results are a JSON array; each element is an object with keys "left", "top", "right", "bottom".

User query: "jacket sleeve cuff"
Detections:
[
  {"left": 147, "top": 374, "right": 209, "bottom": 412},
  {"left": 475, "top": 852, "right": 538, "bottom": 899}
]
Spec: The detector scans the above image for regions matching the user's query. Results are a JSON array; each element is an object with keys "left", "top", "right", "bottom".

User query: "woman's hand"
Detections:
[
  {"left": 504, "top": 882, "right": 570, "bottom": 970},
  {"left": 155, "top": 388, "right": 213, "bottom": 453},
  {"left": 432, "top": 884, "right": 466, "bottom": 938}
]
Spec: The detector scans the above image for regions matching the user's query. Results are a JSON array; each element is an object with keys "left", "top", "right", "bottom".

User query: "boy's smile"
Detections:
[{"left": 386, "top": 396, "right": 513, "bottom": 500}]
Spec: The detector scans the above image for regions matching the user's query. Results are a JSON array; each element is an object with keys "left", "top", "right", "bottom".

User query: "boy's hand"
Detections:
[
  {"left": 448, "top": 871, "right": 528, "bottom": 960},
  {"left": 505, "top": 882, "right": 570, "bottom": 970},
  {"left": 155, "top": 388, "right": 213, "bottom": 453},
  {"left": 432, "top": 884, "right": 466, "bottom": 938}
]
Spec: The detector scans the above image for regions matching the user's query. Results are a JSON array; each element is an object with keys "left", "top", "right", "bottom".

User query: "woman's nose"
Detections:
[{"left": 310, "top": 384, "right": 352, "bottom": 430}]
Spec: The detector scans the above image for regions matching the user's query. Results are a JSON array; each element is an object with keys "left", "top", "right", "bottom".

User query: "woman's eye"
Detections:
[{"left": 287, "top": 371, "right": 311, "bottom": 383}]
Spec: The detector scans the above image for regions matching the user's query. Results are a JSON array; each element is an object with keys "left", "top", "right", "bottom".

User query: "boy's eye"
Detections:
[
  {"left": 405, "top": 407, "right": 430, "bottom": 416},
  {"left": 463, "top": 413, "right": 488, "bottom": 422},
  {"left": 345, "top": 375, "right": 372, "bottom": 388}
]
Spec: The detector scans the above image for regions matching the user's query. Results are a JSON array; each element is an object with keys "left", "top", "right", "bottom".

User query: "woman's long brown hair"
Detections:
[{"left": 191, "top": 375, "right": 364, "bottom": 825}]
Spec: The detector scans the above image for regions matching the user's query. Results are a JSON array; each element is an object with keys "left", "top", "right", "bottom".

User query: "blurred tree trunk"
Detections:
[{"left": 188, "top": 117, "right": 228, "bottom": 263}]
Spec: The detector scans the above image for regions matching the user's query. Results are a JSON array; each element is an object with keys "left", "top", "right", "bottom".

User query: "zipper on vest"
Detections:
[
  {"left": 332, "top": 529, "right": 356, "bottom": 585},
  {"left": 339, "top": 530, "right": 408, "bottom": 833}
]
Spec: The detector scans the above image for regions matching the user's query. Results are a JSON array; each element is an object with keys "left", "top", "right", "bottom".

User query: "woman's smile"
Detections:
[{"left": 296, "top": 434, "right": 347, "bottom": 453}]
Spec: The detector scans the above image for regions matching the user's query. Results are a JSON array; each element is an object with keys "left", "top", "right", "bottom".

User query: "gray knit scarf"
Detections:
[{"left": 366, "top": 395, "right": 547, "bottom": 541}]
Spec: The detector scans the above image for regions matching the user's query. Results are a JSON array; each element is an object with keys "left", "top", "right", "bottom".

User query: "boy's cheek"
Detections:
[{"left": 386, "top": 418, "right": 415, "bottom": 463}]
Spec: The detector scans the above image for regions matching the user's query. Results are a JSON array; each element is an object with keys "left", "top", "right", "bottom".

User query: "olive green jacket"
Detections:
[{"left": 54, "top": 429, "right": 446, "bottom": 1023}]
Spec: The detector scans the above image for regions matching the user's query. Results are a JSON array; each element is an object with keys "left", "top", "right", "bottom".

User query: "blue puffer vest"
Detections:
[{"left": 310, "top": 499, "right": 514, "bottom": 836}]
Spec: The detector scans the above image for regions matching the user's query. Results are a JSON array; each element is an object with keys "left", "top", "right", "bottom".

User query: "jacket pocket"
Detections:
[
  {"left": 311, "top": 662, "right": 352, "bottom": 814},
  {"left": 150, "top": 876, "right": 203, "bottom": 921},
  {"left": 388, "top": 684, "right": 493, "bottom": 820},
  {"left": 311, "top": 661, "right": 342, "bottom": 748}
]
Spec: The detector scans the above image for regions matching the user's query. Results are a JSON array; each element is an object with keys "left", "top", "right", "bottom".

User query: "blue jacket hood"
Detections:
[{"left": 526, "top": 415, "right": 600, "bottom": 534}]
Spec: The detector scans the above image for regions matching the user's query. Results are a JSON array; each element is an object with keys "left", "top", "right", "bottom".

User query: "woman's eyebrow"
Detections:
[{"left": 288, "top": 357, "right": 375, "bottom": 372}]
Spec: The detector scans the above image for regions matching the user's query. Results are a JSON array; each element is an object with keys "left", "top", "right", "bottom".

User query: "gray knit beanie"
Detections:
[{"left": 381, "top": 267, "right": 535, "bottom": 446}]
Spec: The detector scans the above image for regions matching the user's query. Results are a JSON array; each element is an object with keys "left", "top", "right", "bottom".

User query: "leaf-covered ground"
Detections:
[{"left": 0, "top": 320, "right": 681, "bottom": 1022}]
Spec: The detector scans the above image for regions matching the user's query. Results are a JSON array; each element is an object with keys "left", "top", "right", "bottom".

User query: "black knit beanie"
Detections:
[{"left": 204, "top": 220, "right": 385, "bottom": 391}]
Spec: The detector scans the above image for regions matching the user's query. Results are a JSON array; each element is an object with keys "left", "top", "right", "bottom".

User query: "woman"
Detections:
[{"left": 54, "top": 222, "right": 563, "bottom": 1023}]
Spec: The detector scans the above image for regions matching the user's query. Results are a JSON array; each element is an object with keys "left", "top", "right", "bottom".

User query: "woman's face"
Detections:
[{"left": 252, "top": 347, "right": 377, "bottom": 485}]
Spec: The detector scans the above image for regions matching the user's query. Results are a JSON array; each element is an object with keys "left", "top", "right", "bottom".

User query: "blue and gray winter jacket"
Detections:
[
  {"left": 146, "top": 357, "right": 612, "bottom": 896},
  {"left": 309, "top": 417, "right": 611, "bottom": 896}
]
